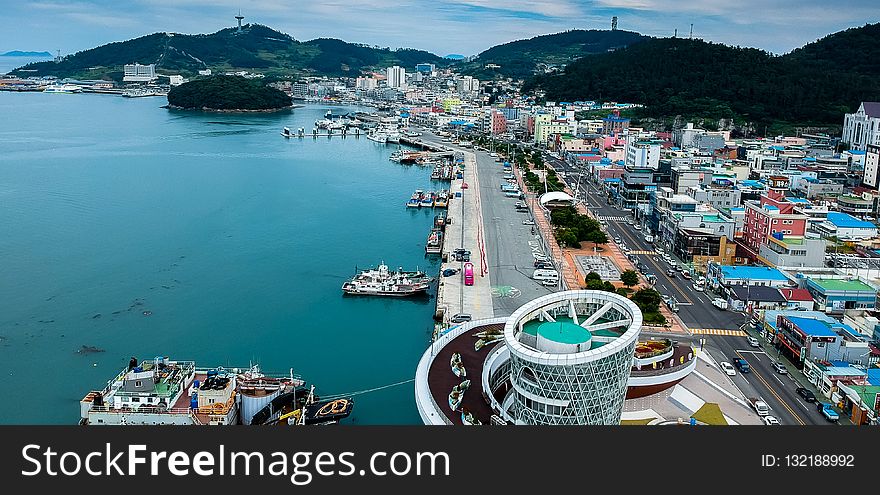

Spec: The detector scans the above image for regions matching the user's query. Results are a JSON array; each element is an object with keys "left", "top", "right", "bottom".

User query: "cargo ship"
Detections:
[{"left": 79, "top": 357, "right": 353, "bottom": 425}]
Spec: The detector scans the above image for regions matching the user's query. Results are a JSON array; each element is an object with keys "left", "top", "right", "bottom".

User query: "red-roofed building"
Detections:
[{"left": 779, "top": 288, "right": 815, "bottom": 311}]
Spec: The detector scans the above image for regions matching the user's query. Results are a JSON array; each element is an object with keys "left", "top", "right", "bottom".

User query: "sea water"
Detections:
[{"left": 0, "top": 93, "right": 440, "bottom": 424}]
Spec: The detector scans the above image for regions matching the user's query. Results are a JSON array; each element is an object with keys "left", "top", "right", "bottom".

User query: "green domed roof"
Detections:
[{"left": 535, "top": 321, "right": 591, "bottom": 345}]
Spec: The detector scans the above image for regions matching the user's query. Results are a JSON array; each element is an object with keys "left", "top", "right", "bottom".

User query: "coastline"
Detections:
[{"left": 163, "top": 103, "right": 301, "bottom": 113}]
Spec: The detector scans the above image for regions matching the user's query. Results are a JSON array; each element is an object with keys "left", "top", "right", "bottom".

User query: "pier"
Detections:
[
  {"left": 433, "top": 151, "right": 494, "bottom": 325},
  {"left": 282, "top": 127, "right": 363, "bottom": 138}
]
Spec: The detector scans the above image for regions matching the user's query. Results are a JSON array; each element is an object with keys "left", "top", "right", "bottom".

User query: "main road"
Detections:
[{"left": 544, "top": 152, "right": 833, "bottom": 425}]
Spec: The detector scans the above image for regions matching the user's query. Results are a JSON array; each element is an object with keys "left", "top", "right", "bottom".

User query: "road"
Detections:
[
  {"left": 417, "top": 133, "right": 553, "bottom": 316},
  {"left": 544, "top": 152, "right": 835, "bottom": 425}
]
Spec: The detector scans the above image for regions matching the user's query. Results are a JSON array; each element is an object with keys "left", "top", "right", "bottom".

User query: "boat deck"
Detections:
[{"left": 427, "top": 322, "right": 503, "bottom": 425}]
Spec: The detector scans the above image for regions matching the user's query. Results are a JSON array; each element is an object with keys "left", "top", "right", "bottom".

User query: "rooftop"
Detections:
[
  {"left": 719, "top": 265, "right": 788, "bottom": 281},
  {"left": 826, "top": 212, "right": 877, "bottom": 230},
  {"left": 786, "top": 316, "right": 840, "bottom": 338},
  {"left": 807, "top": 278, "right": 876, "bottom": 293}
]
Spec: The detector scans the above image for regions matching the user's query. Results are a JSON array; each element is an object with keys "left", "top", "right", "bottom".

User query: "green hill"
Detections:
[
  {"left": 9, "top": 24, "right": 451, "bottom": 80},
  {"left": 458, "top": 29, "right": 648, "bottom": 80},
  {"left": 524, "top": 23, "right": 880, "bottom": 127},
  {"left": 166, "top": 76, "right": 292, "bottom": 111}
]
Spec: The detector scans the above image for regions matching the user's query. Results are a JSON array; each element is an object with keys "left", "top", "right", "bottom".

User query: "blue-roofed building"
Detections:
[
  {"left": 706, "top": 264, "right": 790, "bottom": 289},
  {"left": 775, "top": 314, "right": 870, "bottom": 367},
  {"left": 815, "top": 212, "right": 878, "bottom": 240}
]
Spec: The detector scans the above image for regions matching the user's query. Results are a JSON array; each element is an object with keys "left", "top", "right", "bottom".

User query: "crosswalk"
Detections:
[
  {"left": 690, "top": 328, "right": 747, "bottom": 337},
  {"left": 598, "top": 215, "right": 627, "bottom": 222},
  {"left": 627, "top": 250, "right": 655, "bottom": 255}
]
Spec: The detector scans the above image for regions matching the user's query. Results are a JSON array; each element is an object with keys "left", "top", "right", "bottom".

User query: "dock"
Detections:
[{"left": 432, "top": 151, "right": 494, "bottom": 326}]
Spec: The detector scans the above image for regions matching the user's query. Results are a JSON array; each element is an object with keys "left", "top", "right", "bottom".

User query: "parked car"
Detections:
[
  {"left": 666, "top": 268, "right": 676, "bottom": 278},
  {"left": 692, "top": 283, "right": 704, "bottom": 292},
  {"left": 450, "top": 313, "right": 472, "bottom": 323},
  {"left": 747, "top": 336, "right": 760, "bottom": 348},
  {"left": 720, "top": 362, "right": 736, "bottom": 376},
  {"left": 681, "top": 271, "right": 692, "bottom": 280},
  {"left": 796, "top": 387, "right": 816, "bottom": 402},
  {"left": 634, "top": 224, "right": 642, "bottom": 230},
  {"left": 614, "top": 236, "right": 622, "bottom": 244},
  {"left": 523, "top": 219, "right": 536, "bottom": 225},
  {"left": 771, "top": 361, "right": 788, "bottom": 374},
  {"left": 762, "top": 415, "right": 780, "bottom": 425},
  {"left": 442, "top": 268, "right": 458, "bottom": 277}
]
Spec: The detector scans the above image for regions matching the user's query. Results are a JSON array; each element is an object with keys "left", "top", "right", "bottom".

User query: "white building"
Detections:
[
  {"left": 455, "top": 75, "right": 479, "bottom": 94},
  {"left": 123, "top": 63, "right": 157, "bottom": 82},
  {"left": 356, "top": 77, "right": 378, "bottom": 90},
  {"left": 385, "top": 66, "right": 406, "bottom": 89},
  {"left": 168, "top": 75, "right": 185, "bottom": 86},
  {"left": 863, "top": 144, "right": 880, "bottom": 190},
  {"left": 843, "top": 102, "right": 880, "bottom": 151},
  {"left": 625, "top": 140, "right": 661, "bottom": 170}
]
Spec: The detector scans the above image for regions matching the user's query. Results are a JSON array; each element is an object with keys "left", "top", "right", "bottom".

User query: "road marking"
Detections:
[
  {"left": 738, "top": 351, "right": 805, "bottom": 425},
  {"left": 690, "top": 328, "right": 748, "bottom": 336},
  {"left": 737, "top": 349, "right": 766, "bottom": 355}
]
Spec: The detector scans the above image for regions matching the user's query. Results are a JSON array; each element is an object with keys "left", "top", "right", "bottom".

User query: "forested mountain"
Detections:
[
  {"left": 524, "top": 23, "right": 880, "bottom": 126},
  {"left": 9, "top": 24, "right": 451, "bottom": 80},
  {"left": 457, "top": 29, "right": 648, "bottom": 79}
]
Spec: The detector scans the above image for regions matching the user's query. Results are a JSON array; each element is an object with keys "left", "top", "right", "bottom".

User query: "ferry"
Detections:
[
  {"left": 43, "top": 82, "right": 82, "bottom": 94},
  {"left": 79, "top": 357, "right": 353, "bottom": 425},
  {"left": 341, "top": 263, "right": 433, "bottom": 297}
]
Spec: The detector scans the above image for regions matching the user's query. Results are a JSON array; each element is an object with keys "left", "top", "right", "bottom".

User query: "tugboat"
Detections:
[{"left": 341, "top": 263, "right": 433, "bottom": 297}]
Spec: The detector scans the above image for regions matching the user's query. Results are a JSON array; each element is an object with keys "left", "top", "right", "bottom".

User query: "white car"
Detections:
[
  {"left": 763, "top": 415, "right": 780, "bottom": 425},
  {"left": 522, "top": 219, "right": 535, "bottom": 225},
  {"left": 720, "top": 362, "right": 736, "bottom": 376},
  {"left": 693, "top": 283, "right": 705, "bottom": 292},
  {"left": 747, "top": 336, "right": 760, "bottom": 348}
]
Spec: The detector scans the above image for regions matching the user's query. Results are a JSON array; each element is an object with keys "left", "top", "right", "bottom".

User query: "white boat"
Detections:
[
  {"left": 341, "top": 263, "right": 433, "bottom": 297},
  {"left": 461, "top": 408, "right": 482, "bottom": 425},
  {"left": 43, "top": 83, "right": 82, "bottom": 94},
  {"left": 450, "top": 353, "right": 466, "bottom": 377},
  {"left": 367, "top": 131, "right": 388, "bottom": 143}
]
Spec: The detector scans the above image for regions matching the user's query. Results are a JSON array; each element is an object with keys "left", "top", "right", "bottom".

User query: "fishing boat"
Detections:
[
  {"left": 406, "top": 189, "right": 423, "bottom": 208},
  {"left": 420, "top": 192, "right": 435, "bottom": 208},
  {"left": 450, "top": 352, "right": 466, "bottom": 377},
  {"left": 341, "top": 263, "right": 433, "bottom": 297},
  {"left": 425, "top": 229, "right": 443, "bottom": 254},
  {"left": 434, "top": 190, "right": 449, "bottom": 208}
]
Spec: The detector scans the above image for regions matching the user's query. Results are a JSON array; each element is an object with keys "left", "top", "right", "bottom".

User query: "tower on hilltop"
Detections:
[
  {"left": 611, "top": 16, "right": 618, "bottom": 31},
  {"left": 235, "top": 10, "right": 244, "bottom": 33}
]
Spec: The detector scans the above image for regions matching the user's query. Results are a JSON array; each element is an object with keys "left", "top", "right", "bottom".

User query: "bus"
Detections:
[
  {"left": 532, "top": 269, "right": 559, "bottom": 286},
  {"left": 463, "top": 262, "right": 474, "bottom": 286}
]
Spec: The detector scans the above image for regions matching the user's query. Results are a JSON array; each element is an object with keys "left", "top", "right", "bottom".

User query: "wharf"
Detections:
[
  {"left": 433, "top": 151, "right": 493, "bottom": 325},
  {"left": 399, "top": 137, "right": 454, "bottom": 153}
]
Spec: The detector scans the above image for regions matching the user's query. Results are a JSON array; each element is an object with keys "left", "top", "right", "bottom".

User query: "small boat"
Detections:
[
  {"left": 475, "top": 334, "right": 504, "bottom": 351},
  {"left": 450, "top": 352, "right": 466, "bottom": 378},
  {"left": 420, "top": 192, "right": 435, "bottom": 208},
  {"left": 448, "top": 380, "right": 470, "bottom": 411},
  {"left": 461, "top": 408, "right": 482, "bottom": 425}
]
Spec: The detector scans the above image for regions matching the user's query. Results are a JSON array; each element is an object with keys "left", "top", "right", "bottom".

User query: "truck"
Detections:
[
  {"left": 712, "top": 297, "right": 729, "bottom": 310},
  {"left": 748, "top": 397, "right": 770, "bottom": 416},
  {"left": 817, "top": 402, "right": 840, "bottom": 422}
]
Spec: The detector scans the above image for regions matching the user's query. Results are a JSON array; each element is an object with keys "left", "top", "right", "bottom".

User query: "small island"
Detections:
[{"left": 166, "top": 76, "right": 293, "bottom": 112}]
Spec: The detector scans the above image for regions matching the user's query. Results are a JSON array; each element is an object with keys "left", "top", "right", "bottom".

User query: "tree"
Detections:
[
  {"left": 585, "top": 271, "right": 602, "bottom": 282},
  {"left": 586, "top": 229, "right": 608, "bottom": 248},
  {"left": 620, "top": 270, "right": 638, "bottom": 287},
  {"left": 631, "top": 288, "right": 662, "bottom": 313}
]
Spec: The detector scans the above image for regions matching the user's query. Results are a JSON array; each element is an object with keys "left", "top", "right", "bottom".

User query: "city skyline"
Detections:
[{"left": 2, "top": 0, "right": 879, "bottom": 58}]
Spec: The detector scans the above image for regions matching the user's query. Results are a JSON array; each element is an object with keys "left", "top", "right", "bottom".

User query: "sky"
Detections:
[{"left": 1, "top": 0, "right": 879, "bottom": 57}]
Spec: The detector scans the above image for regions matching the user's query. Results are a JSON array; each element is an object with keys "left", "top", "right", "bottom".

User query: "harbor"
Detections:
[{"left": 0, "top": 96, "right": 437, "bottom": 424}]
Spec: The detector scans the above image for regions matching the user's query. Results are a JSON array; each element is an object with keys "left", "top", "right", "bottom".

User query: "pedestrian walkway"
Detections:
[{"left": 690, "top": 328, "right": 747, "bottom": 337}]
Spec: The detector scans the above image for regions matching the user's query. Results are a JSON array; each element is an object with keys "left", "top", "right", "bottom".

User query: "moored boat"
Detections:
[{"left": 341, "top": 263, "right": 433, "bottom": 297}]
